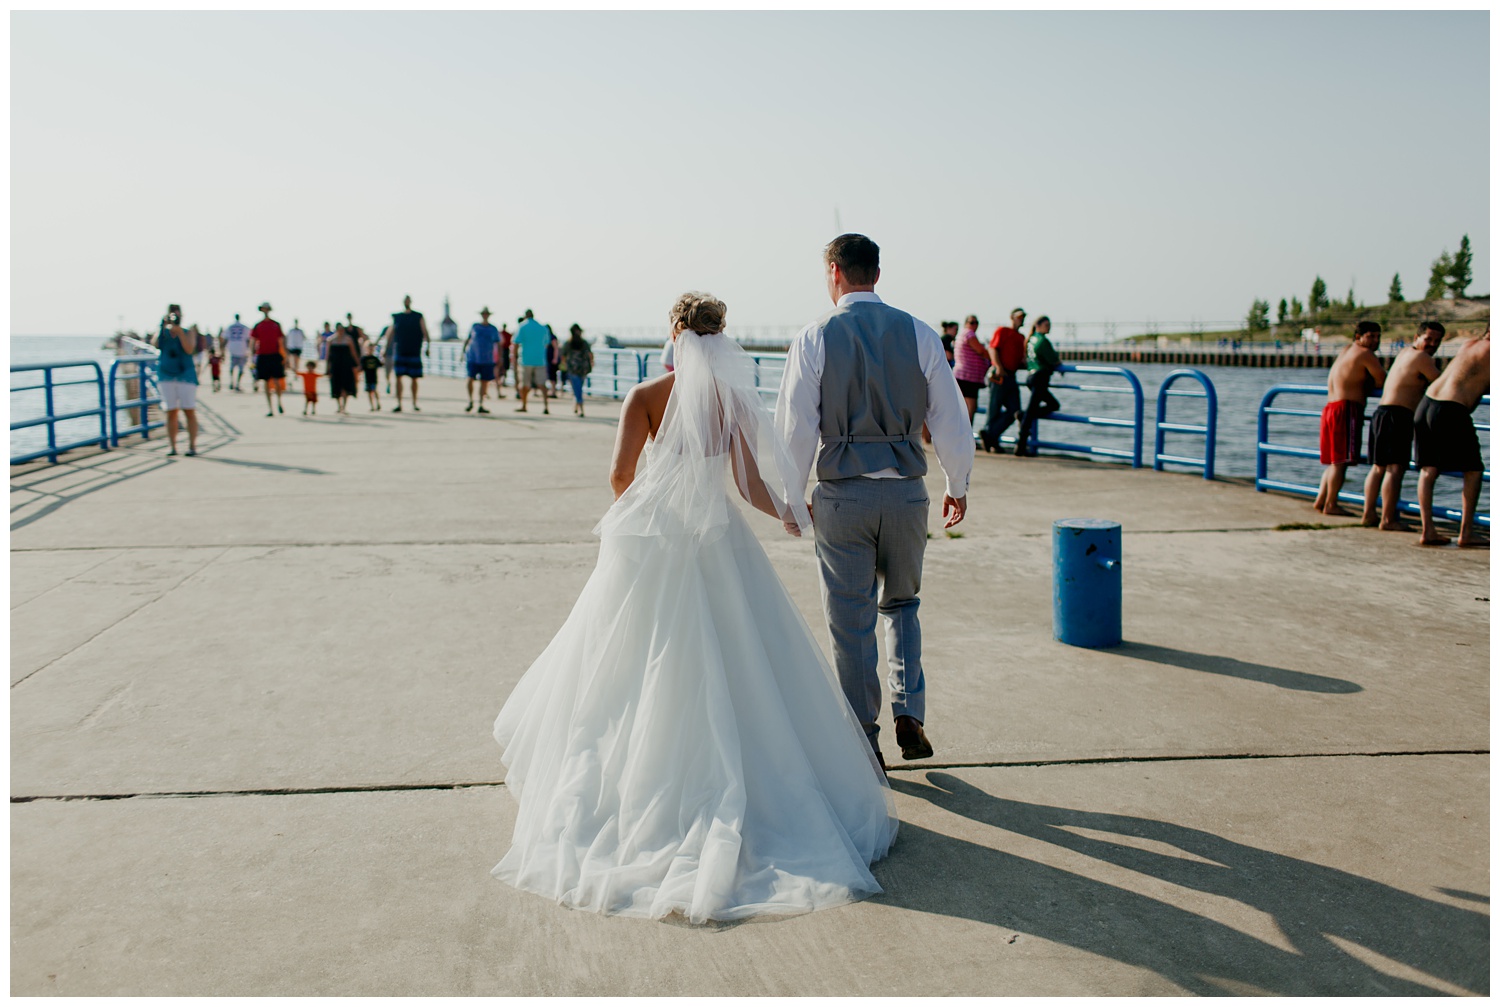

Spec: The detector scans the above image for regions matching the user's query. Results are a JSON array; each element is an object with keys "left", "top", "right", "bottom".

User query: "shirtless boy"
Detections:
[
  {"left": 1362, "top": 321, "right": 1444, "bottom": 529},
  {"left": 1414, "top": 329, "right": 1489, "bottom": 547},
  {"left": 1314, "top": 321, "right": 1385, "bottom": 516}
]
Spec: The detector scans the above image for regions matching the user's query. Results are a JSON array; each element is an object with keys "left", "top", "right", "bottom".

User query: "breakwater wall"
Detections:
[
  {"left": 613, "top": 341, "right": 1436, "bottom": 369},
  {"left": 1064, "top": 347, "right": 1407, "bottom": 369}
]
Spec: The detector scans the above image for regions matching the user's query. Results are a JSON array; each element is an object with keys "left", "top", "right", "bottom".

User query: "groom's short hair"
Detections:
[{"left": 824, "top": 233, "right": 880, "bottom": 285}]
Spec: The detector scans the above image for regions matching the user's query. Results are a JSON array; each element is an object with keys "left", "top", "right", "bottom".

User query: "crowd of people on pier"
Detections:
[
  {"left": 146, "top": 298, "right": 599, "bottom": 453},
  {"left": 149, "top": 296, "right": 1077, "bottom": 452},
  {"left": 147, "top": 297, "right": 1487, "bottom": 546},
  {"left": 936, "top": 308, "right": 1063, "bottom": 457},
  {"left": 1314, "top": 319, "right": 1490, "bottom": 547}
]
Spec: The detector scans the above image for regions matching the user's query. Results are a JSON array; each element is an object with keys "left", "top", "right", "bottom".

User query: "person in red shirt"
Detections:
[
  {"left": 980, "top": 307, "right": 1028, "bottom": 453},
  {"left": 250, "top": 301, "right": 288, "bottom": 416},
  {"left": 497, "top": 324, "right": 513, "bottom": 398}
]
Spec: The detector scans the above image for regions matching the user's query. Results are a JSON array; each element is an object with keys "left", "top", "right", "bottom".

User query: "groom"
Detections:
[{"left": 776, "top": 233, "right": 975, "bottom": 771}]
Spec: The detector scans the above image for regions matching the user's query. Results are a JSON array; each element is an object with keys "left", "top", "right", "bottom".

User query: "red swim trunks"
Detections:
[{"left": 1319, "top": 399, "right": 1364, "bottom": 465}]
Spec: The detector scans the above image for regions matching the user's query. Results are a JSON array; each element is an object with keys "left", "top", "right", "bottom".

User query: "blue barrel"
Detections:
[{"left": 1053, "top": 518, "right": 1122, "bottom": 648}]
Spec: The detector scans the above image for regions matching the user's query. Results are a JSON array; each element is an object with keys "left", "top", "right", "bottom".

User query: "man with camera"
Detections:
[{"left": 157, "top": 305, "right": 200, "bottom": 456}]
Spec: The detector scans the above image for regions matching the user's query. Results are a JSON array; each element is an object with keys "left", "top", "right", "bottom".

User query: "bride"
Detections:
[{"left": 492, "top": 292, "right": 898, "bottom": 923}]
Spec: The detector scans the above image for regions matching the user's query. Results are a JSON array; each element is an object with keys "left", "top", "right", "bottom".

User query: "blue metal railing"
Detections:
[
  {"left": 748, "top": 353, "right": 785, "bottom": 403},
  {"left": 995, "top": 364, "right": 1145, "bottom": 467},
  {"left": 642, "top": 348, "right": 670, "bottom": 381},
  {"left": 108, "top": 356, "right": 162, "bottom": 446},
  {"left": 1154, "top": 368, "right": 1217, "bottom": 480},
  {"left": 586, "top": 349, "right": 649, "bottom": 399},
  {"left": 426, "top": 342, "right": 464, "bottom": 378},
  {"left": 11, "top": 361, "right": 110, "bottom": 464},
  {"left": 1256, "top": 384, "right": 1490, "bottom": 527}
]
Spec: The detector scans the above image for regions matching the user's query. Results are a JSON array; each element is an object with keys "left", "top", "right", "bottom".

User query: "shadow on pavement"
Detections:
[
  {"left": 11, "top": 405, "right": 239, "bottom": 532},
  {"left": 192, "top": 455, "right": 327, "bottom": 475},
  {"left": 881, "top": 772, "right": 1486, "bottom": 995},
  {"left": 1437, "top": 888, "right": 1489, "bottom": 905},
  {"left": 1111, "top": 641, "right": 1363, "bottom": 694}
]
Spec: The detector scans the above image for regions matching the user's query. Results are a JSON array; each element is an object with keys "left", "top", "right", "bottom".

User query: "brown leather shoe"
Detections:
[{"left": 895, "top": 715, "right": 934, "bottom": 761}]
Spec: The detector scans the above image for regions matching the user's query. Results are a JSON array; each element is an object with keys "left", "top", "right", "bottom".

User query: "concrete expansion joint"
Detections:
[
  {"left": 1018, "top": 526, "right": 1277, "bottom": 538},
  {"left": 892, "top": 748, "right": 1490, "bottom": 771},
  {"left": 10, "top": 779, "right": 507, "bottom": 804},
  {"left": 10, "top": 748, "right": 1486, "bottom": 805},
  {"left": 9, "top": 547, "right": 231, "bottom": 690}
]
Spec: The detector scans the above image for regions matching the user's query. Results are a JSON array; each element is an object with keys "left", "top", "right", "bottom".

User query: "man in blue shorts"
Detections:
[
  {"left": 389, "top": 295, "right": 430, "bottom": 413},
  {"left": 462, "top": 307, "right": 501, "bottom": 413}
]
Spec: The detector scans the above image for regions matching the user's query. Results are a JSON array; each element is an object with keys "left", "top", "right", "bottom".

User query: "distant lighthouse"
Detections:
[{"left": 440, "top": 295, "right": 459, "bottom": 341}]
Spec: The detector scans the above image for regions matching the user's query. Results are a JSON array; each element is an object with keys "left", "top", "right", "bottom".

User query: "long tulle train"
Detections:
[{"left": 493, "top": 509, "right": 897, "bottom": 923}]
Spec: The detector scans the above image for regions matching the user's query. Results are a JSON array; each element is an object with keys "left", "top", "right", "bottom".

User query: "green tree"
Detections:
[
  {"left": 1346, "top": 287, "right": 1357, "bottom": 311},
  {"left": 1388, "top": 273, "right": 1404, "bottom": 302},
  {"left": 1290, "top": 296, "right": 1304, "bottom": 318},
  {"left": 1276, "top": 298, "right": 1288, "bottom": 324},
  {"left": 1427, "top": 252, "right": 1454, "bottom": 300},
  {"left": 1448, "top": 234, "right": 1473, "bottom": 297},
  {"left": 1245, "top": 298, "right": 1270, "bottom": 333},
  {"left": 1310, "top": 276, "right": 1329, "bottom": 313}
]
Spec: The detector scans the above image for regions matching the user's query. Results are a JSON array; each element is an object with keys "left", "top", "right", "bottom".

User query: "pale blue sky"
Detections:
[{"left": 11, "top": 11, "right": 1489, "bottom": 338}]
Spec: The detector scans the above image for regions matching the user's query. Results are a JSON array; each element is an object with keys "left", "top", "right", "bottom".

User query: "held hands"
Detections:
[
  {"left": 783, "top": 499, "right": 816, "bottom": 537},
  {"left": 942, "top": 494, "right": 967, "bottom": 528}
]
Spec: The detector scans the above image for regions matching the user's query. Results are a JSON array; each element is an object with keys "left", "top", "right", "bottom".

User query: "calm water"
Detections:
[{"left": 10, "top": 336, "right": 1487, "bottom": 515}]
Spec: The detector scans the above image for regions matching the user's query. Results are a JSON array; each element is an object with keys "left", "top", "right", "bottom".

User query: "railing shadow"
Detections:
[
  {"left": 881, "top": 772, "right": 1486, "bottom": 995},
  {"left": 1109, "top": 641, "right": 1363, "bottom": 694},
  {"left": 11, "top": 403, "right": 239, "bottom": 532}
]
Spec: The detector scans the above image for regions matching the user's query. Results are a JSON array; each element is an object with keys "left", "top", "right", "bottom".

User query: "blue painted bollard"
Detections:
[{"left": 1053, "top": 518, "right": 1122, "bottom": 648}]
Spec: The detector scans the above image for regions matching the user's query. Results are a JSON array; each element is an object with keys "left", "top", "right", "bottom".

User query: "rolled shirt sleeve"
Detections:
[{"left": 774, "top": 323, "right": 824, "bottom": 506}]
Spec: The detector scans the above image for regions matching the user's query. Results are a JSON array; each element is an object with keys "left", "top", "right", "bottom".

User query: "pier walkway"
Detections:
[{"left": 10, "top": 376, "right": 1489, "bottom": 995}]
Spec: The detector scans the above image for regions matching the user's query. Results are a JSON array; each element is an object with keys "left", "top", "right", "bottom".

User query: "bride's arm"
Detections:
[
  {"left": 609, "top": 385, "right": 652, "bottom": 498},
  {"left": 729, "top": 438, "right": 783, "bottom": 519},
  {"left": 728, "top": 422, "right": 797, "bottom": 534}
]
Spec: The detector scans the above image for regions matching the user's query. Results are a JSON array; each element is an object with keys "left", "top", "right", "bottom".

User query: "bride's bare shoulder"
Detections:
[
  {"left": 632, "top": 371, "right": 675, "bottom": 397},
  {"left": 623, "top": 372, "right": 675, "bottom": 435}
]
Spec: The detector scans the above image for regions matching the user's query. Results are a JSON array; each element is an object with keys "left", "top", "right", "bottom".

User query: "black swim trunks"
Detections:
[
  {"left": 1368, "top": 404, "right": 1415, "bottom": 467},
  {"left": 1413, "top": 397, "right": 1486, "bottom": 473},
  {"left": 255, "top": 353, "right": 286, "bottom": 381}
]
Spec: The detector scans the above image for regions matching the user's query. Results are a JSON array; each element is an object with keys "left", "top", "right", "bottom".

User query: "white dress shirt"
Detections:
[{"left": 776, "top": 291, "right": 975, "bottom": 503}]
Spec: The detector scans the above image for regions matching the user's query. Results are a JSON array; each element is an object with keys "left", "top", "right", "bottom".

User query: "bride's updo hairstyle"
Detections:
[{"left": 669, "top": 291, "right": 727, "bottom": 336}]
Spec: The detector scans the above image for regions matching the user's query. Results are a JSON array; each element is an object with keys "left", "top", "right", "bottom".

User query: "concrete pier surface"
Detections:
[{"left": 11, "top": 377, "right": 1489, "bottom": 995}]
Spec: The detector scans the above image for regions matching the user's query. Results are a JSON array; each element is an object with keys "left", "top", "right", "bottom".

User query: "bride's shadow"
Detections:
[{"left": 877, "top": 772, "right": 1488, "bottom": 996}]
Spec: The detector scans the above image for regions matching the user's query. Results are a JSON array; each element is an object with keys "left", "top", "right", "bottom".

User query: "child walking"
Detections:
[
  {"left": 301, "top": 360, "right": 320, "bottom": 416},
  {"left": 361, "top": 343, "right": 382, "bottom": 411}
]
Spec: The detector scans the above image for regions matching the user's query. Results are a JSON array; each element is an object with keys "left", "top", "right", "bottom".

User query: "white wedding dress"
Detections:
[{"left": 492, "top": 329, "right": 897, "bottom": 923}]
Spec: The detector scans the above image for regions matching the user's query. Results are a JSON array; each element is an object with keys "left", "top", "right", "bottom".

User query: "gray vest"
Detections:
[{"left": 816, "top": 300, "right": 929, "bottom": 482}]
